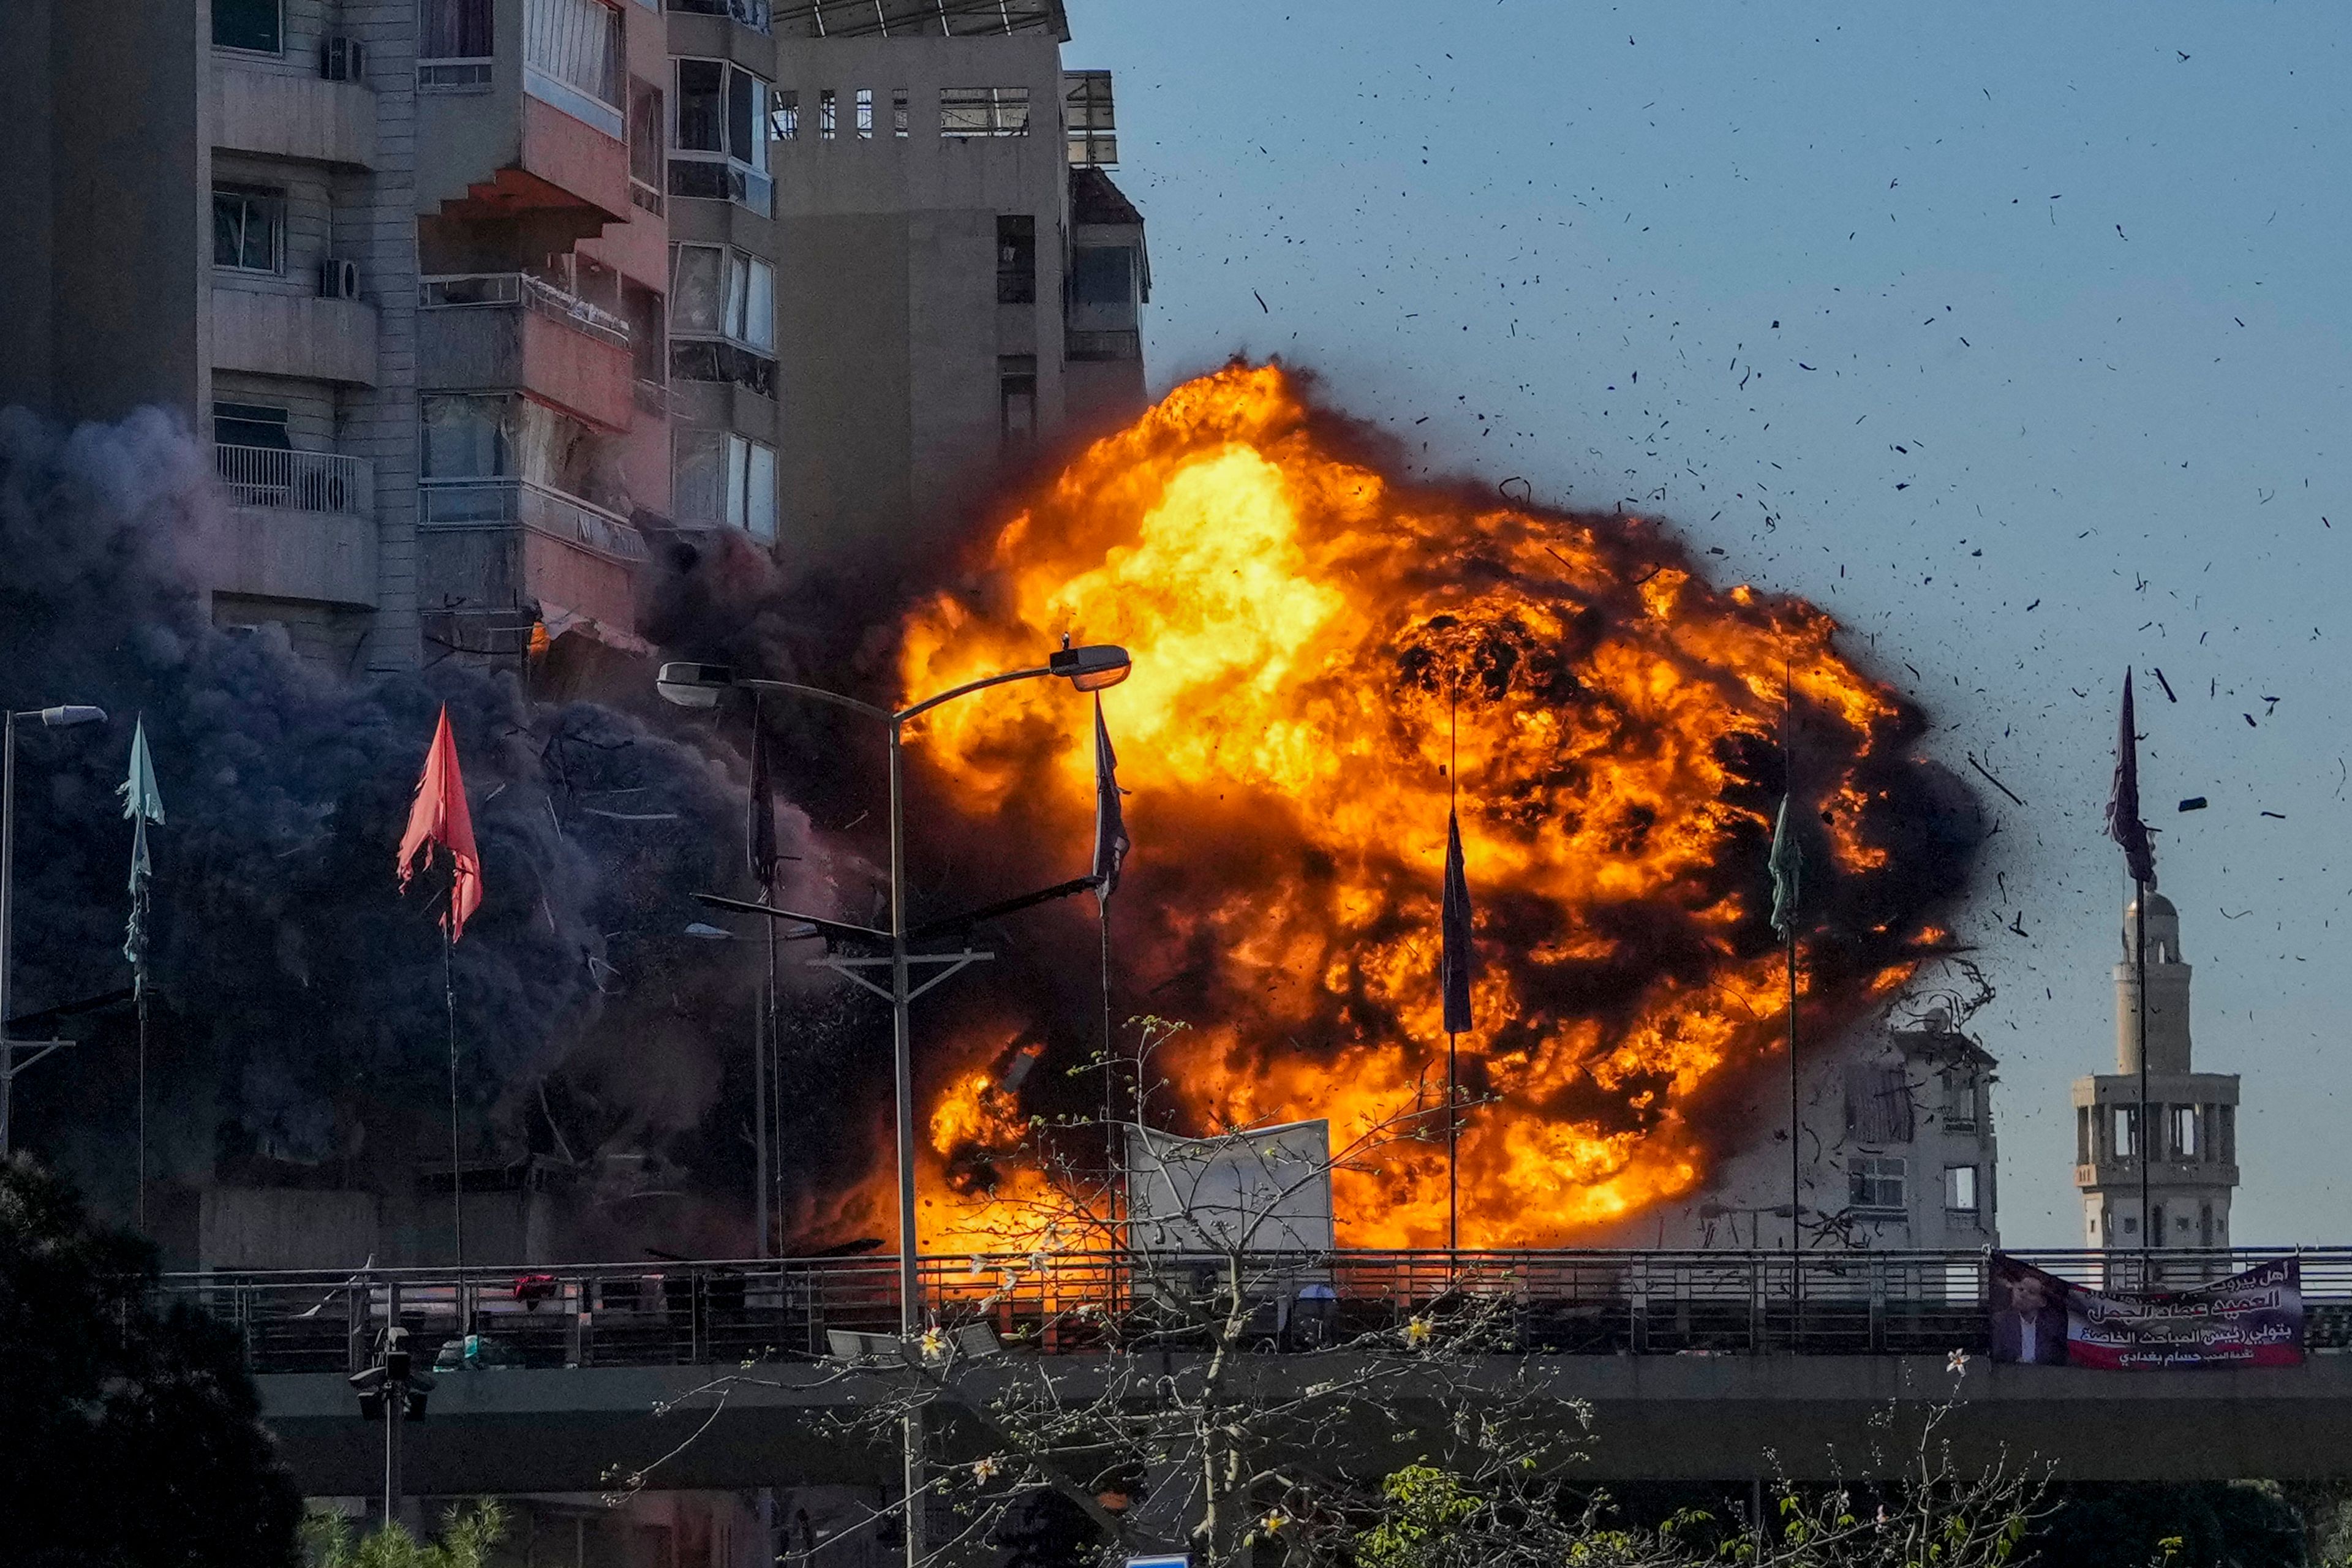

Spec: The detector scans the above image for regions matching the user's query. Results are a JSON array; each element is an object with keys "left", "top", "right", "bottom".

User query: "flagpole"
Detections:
[
  {"left": 445, "top": 921, "right": 463, "bottom": 1329},
  {"left": 751, "top": 696, "right": 773, "bottom": 1261},
  {"left": 1447, "top": 688, "right": 1460, "bottom": 1259},
  {"left": 2136, "top": 873, "right": 2149, "bottom": 1262},
  {"left": 1785, "top": 666, "right": 1799, "bottom": 1261},
  {"left": 135, "top": 965, "right": 148, "bottom": 1231}
]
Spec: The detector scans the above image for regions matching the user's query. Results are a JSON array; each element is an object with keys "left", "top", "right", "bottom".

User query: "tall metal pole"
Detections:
[
  {"left": 1784, "top": 668, "right": 1800, "bottom": 1259},
  {"left": 445, "top": 928, "right": 463, "bottom": 1326},
  {"left": 0, "top": 714, "right": 15, "bottom": 1159},
  {"left": 383, "top": 1376, "right": 403, "bottom": 1532},
  {"left": 2135, "top": 876, "right": 2150, "bottom": 1257},
  {"left": 1447, "top": 690, "right": 1459, "bottom": 1257},
  {"left": 753, "top": 696, "right": 773, "bottom": 1261},
  {"left": 887, "top": 718, "right": 924, "bottom": 1568}
]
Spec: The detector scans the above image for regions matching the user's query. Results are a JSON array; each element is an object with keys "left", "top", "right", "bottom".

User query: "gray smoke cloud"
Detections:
[{"left": 0, "top": 407, "right": 825, "bottom": 1253}]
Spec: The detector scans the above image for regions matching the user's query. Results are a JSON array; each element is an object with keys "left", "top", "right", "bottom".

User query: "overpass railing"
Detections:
[{"left": 159, "top": 1248, "right": 2352, "bottom": 1377}]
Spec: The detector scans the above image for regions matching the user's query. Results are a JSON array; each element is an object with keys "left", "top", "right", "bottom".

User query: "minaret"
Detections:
[{"left": 2071, "top": 892, "right": 2241, "bottom": 1262}]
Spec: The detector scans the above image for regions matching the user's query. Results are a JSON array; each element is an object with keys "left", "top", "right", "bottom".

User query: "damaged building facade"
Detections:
[
  {"left": 0, "top": 0, "right": 1150, "bottom": 673},
  {"left": 1643, "top": 1003, "right": 2002, "bottom": 1253}
]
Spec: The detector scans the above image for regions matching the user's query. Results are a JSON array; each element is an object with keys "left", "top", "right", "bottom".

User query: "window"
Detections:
[
  {"left": 1071, "top": 245, "right": 1135, "bottom": 306},
  {"left": 666, "top": 0, "right": 771, "bottom": 31},
  {"left": 421, "top": 395, "right": 514, "bottom": 479},
  {"left": 214, "top": 0, "right": 281, "bottom": 53},
  {"left": 1841, "top": 1063, "right": 1913, "bottom": 1144},
  {"left": 941, "top": 86, "right": 1030, "bottom": 138},
  {"left": 2151, "top": 1204, "right": 2166, "bottom": 1243},
  {"left": 671, "top": 244, "right": 773, "bottom": 352},
  {"left": 892, "top": 89, "right": 908, "bottom": 138},
  {"left": 997, "top": 216, "right": 1036, "bottom": 304},
  {"left": 2171, "top": 1104, "right": 2199, "bottom": 1160},
  {"left": 772, "top": 89, "right": 800, "bottom": 141},
  {"left": 1065, "top": 70, "right": 1117, "bottom": 166},
  {"left": 2076, "top": 1106, "right": 2091, "bottom": 1164},
  {"left": 214, "top": 402, "right": 291, "bottom": 451},
  {"left": 1939, "top": 1068, "right": 1977, "bottom": 1130},
  {"left": 1943, "top": 1164, "right": 1979, "bottom": 1214},
  {"left": 212, "top": 186, "right": 283, "bottom": 273},
  {"left": 820, "top": 89, "right": 836, "bottom": 141},
  {"left": 1848, "top": 1156, "right": 1905, "bottom": 1214},
  {"left": 856, "top": 88, "right": 874, "bottom": 140},
  {"left": 999, "top": 355, "right": 1037, "bottom": 447},
  {"left": 2113, "top": 1105, "right": 2136, "bottom": 1160},
  {"left": 525, "top": 0, "right": 624, "bottom": 136},
  {"left": 729, "top": 255, "right": 775, "bottom": 352},
  {"left": 674, "top": 429, "right": 776, "bottom": 538},
  {"left": 630, "top": 78, "right": 666, "bottom": 212},
  {"left": 421, "top": 0, "right": 493, "bottom": 58},
  {"left": 2199, "top": 1203, "right": 2215, "bottom": 1248},
  {"left": 673, "top": 59, "right": 772, "bottom": 213}
]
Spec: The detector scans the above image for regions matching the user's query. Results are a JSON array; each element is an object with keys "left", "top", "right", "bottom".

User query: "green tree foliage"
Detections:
[
  {"left": 0, "top": 1153, "right": 304, "bottom": 1568},
  {"left": 302, "top": 1501, "right": 508, "bottom": 1568},
  {"left": 2029, "top": 1483, "right": 2307, "bottom": 1568}
]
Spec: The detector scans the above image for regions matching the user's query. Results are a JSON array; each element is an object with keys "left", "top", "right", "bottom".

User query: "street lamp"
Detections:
[
  {"left": 658, "top": 647, "right": 1131, "bottom": 1568},
  {"left": 0, "top": 704, "right": 109, "bottom": 1157},
  {"left": 349, "top": 1324, "right": 434, "bottom": 1531}
]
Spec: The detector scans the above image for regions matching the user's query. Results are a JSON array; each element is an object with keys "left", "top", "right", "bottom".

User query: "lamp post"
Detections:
[
  {"left": 658, "top": 645, "right": 1132, "bottom": 1567},
  {"left": 0, "top": 704, "right": 109, "bottom": 1158},
  {"left": 349, "top": 1322, "right": 434, "bottom": 1532}
]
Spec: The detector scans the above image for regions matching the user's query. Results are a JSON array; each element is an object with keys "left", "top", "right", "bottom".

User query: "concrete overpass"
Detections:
[{"left": 166, "top": 1248, "right": 2352, "bottom": 1493}]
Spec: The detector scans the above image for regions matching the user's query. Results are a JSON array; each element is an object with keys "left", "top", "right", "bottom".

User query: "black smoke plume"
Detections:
[{"left": 0, "top": 410, "right": 813, "bottom": 1261}]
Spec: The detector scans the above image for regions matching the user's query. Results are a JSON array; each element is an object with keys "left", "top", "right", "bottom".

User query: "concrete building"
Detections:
[
  {"left": 0, "top": 0, "right": 1152, "bottom": 666},
  {"left": 0, "top": 0, "right": 668, "bottom": 682},
  {"left": 762, "top": 0, "right": 1153, "bottom": 581},
  {"left": 2073, "top": 891, "right": 2241, "bottom": 1252},
  {"left": 1639, "top": 1005, "right": 2001, "bottom": 1253}
]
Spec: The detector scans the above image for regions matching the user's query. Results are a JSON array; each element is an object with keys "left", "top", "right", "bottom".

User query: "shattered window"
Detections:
[{"left": 941, "top": 87, "right": 1030, "bottom": 138}]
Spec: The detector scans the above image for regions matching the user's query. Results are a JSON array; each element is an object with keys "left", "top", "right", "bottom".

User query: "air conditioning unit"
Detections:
[
  {"left": 320, "top": 37, "right": 366, "bottom": 83},
  {"left": 320, "top": 259, "right": 361, "bottom": 301}
]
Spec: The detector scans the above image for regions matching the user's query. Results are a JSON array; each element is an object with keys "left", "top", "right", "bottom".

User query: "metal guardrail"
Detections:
[
  {"left": 157, "top": 1248, "right": 2352, "bottom": 1377},
  {"left": 216, "top": 443, "right": 375, "bottom": 518},
  {"left": 418, "top": 477, "right": 649, "bottom": 563},
  {"left": 420, "top": 272, "right": 631, "bottom": 350}
]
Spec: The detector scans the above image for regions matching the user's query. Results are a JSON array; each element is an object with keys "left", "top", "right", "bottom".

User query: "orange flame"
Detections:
[{"left": 881, "top": 364, "right": 1963, "bottom": 1252}]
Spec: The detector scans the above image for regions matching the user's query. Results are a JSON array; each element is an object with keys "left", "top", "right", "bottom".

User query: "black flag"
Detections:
[
  {"left": 2106, "top": 671, "right": 2156, "bottom": 886},
  {"left": 1440, "top": 810, "right": 1475, "bottom": 1033},
  {"left": 748, "top": 705, "right": 778, "bottom": 888},
  {"left": 1091, "top": 696, "right": 1129, "bottom": 902}
]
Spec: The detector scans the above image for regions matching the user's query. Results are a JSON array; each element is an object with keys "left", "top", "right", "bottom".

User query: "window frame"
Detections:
[
  {"left": 1942, "top": 1163, "right": 1979, "bottom": 1215},
  {"left": 212, "top": 0, "right": 284, "bottom": 55},
  {"left": 213, "top": 401, "right": 293, "bottom": 451},
  {"left": 212, "top": 184, "right": 286, "bottom": 276},
  {"left": 670, "top": 58, "right": 774, "bottom": 214},
  {"left": 1847, "top": 1155, "right": 1907, "bottom": 1215}
]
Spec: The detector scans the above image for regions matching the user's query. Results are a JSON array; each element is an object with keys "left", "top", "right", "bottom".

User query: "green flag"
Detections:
[
  {"left": 1768, "top": 793, "right": 1801, "bottom": 937},
  {"left": 119, "top": 717, "right": 165, "bottom": 989}
]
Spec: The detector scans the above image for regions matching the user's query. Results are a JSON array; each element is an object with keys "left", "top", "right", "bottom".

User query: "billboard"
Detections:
[{"left": 1989, "top": 1254, "right": 2303, "bottom": 1370}]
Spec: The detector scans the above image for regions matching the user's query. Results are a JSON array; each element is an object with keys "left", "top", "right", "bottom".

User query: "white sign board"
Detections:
[{"left": 1124, "top": 1118, "right": 1333, "bottom": 1254}]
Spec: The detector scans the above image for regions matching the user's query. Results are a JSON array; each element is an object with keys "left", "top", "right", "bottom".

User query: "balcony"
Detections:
[
  {"left": 418, "top": 274, "right": 634, "bottom": 430},
  {"left": 203, "top": 445, "right": 379, "bottom": 608},
  {"left": 213, "top": 59, "right": 376, "bottom": 168},
  {"left": 418, "top": 478, "right": 647, "bottom": 643},
  {"left": 1065, "top": 328, "right": 1141, "bottom": 363},
  {"left": 213, "top": 288, "right": 379, "bottom": 386}
]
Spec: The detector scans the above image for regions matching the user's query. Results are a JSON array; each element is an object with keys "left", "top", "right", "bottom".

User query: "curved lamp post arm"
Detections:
[
  {"left": 894, "top": 666, "right": 1054, "bottom": 725},
  {"left": 729, "top": 677, "right": 895, "bottom": 726}
]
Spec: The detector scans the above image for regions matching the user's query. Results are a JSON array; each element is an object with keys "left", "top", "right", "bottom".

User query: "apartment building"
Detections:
[{"left": 0, "top": 0, "right": 1149, "bottom": 669}]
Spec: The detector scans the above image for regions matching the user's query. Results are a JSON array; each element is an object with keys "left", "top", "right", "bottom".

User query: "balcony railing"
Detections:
[
  {"left": 1065, "top": 327, "right": 1142, "bottom": 363},
  {"left": 420, "top": 273, "right": 631, "bottom": 350},
  {"left": 214, "top": 444, "right": 374, "bottom": 518},
  {"left": 418, "top": 477, "right": 648, "bottom": 562},
  {"left": 159, "top": 1246, "right": 2352, "bottom": 1376}
]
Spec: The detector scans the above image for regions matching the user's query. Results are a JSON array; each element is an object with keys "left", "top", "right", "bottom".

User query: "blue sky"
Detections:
[{"left": 1064, "top": 0, "right": 2352, "bottom": 1246}]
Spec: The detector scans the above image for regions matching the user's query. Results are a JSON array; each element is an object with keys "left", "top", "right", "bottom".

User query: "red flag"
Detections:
[{"left": 397, "top": 705, "right": 483, "bottom": 940}]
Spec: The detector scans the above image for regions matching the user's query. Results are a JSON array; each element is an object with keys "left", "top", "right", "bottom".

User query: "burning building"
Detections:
[{"left": 756, "top": 360, "right": 1985, "bottom": 1253}]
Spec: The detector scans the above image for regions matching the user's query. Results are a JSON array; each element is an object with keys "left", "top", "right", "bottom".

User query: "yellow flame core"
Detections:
[{"left": 894, "top": 364, "right": 1928, "bottom": 1251}]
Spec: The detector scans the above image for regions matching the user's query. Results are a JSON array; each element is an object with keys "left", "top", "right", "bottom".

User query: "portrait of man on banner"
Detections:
[{"left": 1989, "top": 1254, "right": 2070, "bottom": 1365}]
